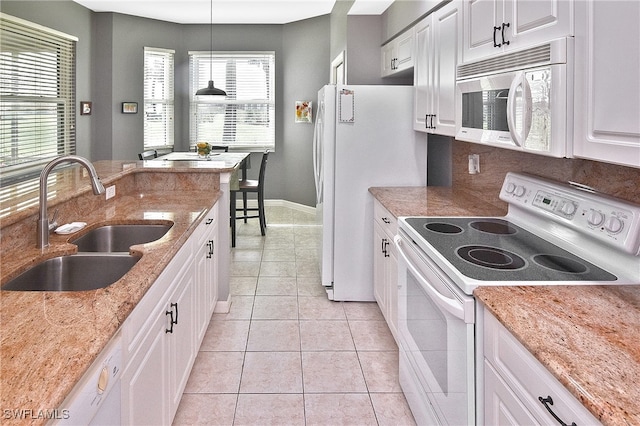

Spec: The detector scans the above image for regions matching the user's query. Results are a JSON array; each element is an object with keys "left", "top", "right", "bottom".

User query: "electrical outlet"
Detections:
[
  {"left": 468, "top": 154, "right": 480, "bottom": 174},
  {"left": 105, "top": 185, "right": 116, "bottom": 200}
]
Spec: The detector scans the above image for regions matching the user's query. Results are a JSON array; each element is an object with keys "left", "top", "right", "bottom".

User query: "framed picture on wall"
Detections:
[
  {"left": 80, "top": 101, "right": 92, "bottom": 115},
  {"left": 122, "top": 102, "right": 138, "bottom": 114},
  {"left": 295, "top": 101, "right": 312, "bottom": 123}
]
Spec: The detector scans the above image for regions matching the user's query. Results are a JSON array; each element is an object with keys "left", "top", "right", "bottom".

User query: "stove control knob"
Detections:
[
  {"left": 587, "top": 209, "right": 605, "bottom": 226},
  {"left": 605, "top": 216, "right": 624, "bottom": 234},
  {"left": 514, "top": 185, "right": 526, "bottom": 197},
  {"left": 560, "top": 202, "right": 577, "bottom": 216},
  {"left": 505, "top": 182, "right": 517, "bottom": 194}
]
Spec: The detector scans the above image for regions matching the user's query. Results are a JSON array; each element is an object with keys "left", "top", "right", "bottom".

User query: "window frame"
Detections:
[
  {"left": 188, "top": 51, "right": 275, "bottom": 152},
  {"left": 0, "top": 12, "right": 77, "bottom": 186},
  {"left": 143, "top": 46, "right": 175, "bottom": 150}
]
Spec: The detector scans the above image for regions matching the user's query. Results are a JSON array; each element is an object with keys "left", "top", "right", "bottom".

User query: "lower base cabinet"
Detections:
[
  {"left": 121, "top": 201, "right": 219, "bottom": 424},
  {"left": 483, "top": 310, "right": 601, "bottom": 425}
]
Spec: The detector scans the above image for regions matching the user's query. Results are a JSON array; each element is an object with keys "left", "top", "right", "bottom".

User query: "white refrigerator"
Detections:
[{"left": 313, "top": 84, "right": 427, "bottom": 301}]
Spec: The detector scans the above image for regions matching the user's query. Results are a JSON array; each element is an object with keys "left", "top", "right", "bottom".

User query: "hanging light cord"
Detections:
[{"left": 209, "top": 0, "right": 213, "bottom": 81}]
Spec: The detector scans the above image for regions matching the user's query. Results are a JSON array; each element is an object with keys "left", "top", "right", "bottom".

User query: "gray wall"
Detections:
[{"left": 2, "top": 1, "right": 331, "bottom": 207}]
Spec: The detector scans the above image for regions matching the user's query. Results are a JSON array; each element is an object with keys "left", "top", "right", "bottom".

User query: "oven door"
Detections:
[{"left": 394, "top": 233, "right": 476, "bottom": 425}]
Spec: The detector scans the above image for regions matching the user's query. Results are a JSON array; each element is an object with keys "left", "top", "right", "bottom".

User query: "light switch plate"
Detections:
[{"left": 105, "top": 185, "right": 116, "bottom": 200}]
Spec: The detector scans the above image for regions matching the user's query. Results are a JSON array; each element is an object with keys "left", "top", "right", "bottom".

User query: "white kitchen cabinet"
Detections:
[
  {"left": 572, "top": 0, "right": 640, "bottom": 168},
  {"left": 483, "top": 310, "right": 601, "bottom": 426},
  {"left": 413, "top": 0, "right": 461, "bottom": 136},
  {"left": 121, "top": 201, "right": 219, "bottom": 424},
  {"left": 194, "top": 203, "right": 219, "bottom": 343},
  {"left": 381, "top": 27, "right": 415, "bottom": 77},
  {"left": 462, "top": 0, "right": 573, "bottom": 63},
  {"left": 372, "top": 199, "right": 398, "bottom": 341}
]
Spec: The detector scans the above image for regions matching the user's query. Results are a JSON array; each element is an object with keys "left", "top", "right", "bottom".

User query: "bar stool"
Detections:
[{"left": 230, "top": 150, "right": 269, "bottom": 247}]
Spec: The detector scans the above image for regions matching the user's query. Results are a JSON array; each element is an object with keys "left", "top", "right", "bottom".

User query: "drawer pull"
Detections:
[{"left": 538, "top": 396, "right": 577, "bottom": 426}]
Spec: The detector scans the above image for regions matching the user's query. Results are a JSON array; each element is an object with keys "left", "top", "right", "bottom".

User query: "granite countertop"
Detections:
[
  {"left": 370, "top": 186, "right": 640, "bottom": 426},
  {"left": 0, "top": 160, "right": 232, "bottom": 424}
]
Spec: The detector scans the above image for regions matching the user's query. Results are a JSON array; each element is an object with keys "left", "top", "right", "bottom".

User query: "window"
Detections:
[
  {"left": 189, "top": 51, "right": 275, "bottom": 151},
  {"left": 0, "top": 13, "right": 77, "bottom": 185},
  {"left": 144, "top": 47, "right": 174, "bottom": 150}
]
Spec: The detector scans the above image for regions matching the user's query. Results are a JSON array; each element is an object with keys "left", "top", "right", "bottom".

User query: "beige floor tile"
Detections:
[
  {"left": 297, "top": 277, "right": 326, "bottom": 297},
  {"left": 343, "top": 301, "right": 385, "bottom": 321},
  {"left": 229, "top": 276, "right": 257, "bottom": 295},
  {"left": 304, "top": 393, "right": 377, "bottom": 426},
  {"left": 246, "top": 320, "right": 300, "bottom": 351},
  {"left": 349, "top": 320, "right": 398, "bottom": 351},
  {"left": 233, "top": 394, "right": 305, "bottom": 426},
  {"left": 200, "top": 320, "right": 250, "bottom": 351},
  {"left": 370, "top": 393, "right": 417, "bottom": 426},
  {"left": 298, "top": 296, "right": 346, "bottom": 320},
  {"left": 212, "top": 295, "right": 254, "bottom": 320},
  {"left": 173, "top": 393, "right": 237, "bottom": 425},
  {"left": 230, "top": 261, "right": 260, "bottom": 277},
  {"left": 239, "top": 352, "right": 303, "bottom": 393},
  {"left": 184, "top": 351, "right": 244, "bottom": 393},
  {"left": 299, "top": 320, "right": 355, "bottom": 351},
  {"left": 302, "top": 351, "right": 367, "bottom": 393},
  {"left": 262, "top": 247, "right": 296, "bottom": 261},
  {"left": 252, "top": 295, "right": 298, "bottom": 320},
  {"left": 256, "top": 276, "right": 297, "bottom": 295},
  {"left": 295, "top": 259, "right": 320, "bottom": 277},
  {"left": 258, "top": 260, "right": 297, "bottom": 277},
  {"left": 357, "top": 351, "right": 402, "bottom": 393},
  {"left": 230, "top": 249, "right": 263, "bottom": 262}
]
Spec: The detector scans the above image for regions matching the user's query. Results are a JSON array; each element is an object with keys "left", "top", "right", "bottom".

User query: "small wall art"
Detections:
[
  {"left": 122, "top": 102, "right": 138, "bottom": 114},
  {"left": 295, "top": 101, "right": 312, "bottom": 123},
  {"left": 80, "top": 101, "right": 92, "bottom": 115}
]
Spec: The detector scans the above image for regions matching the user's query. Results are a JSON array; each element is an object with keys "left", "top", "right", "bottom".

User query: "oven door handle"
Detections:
[{"left": 394, "top": 236, "right": 466, "bottom": 321}]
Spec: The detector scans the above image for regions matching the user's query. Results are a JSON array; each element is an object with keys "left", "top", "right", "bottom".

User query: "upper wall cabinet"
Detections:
[
  {"left": 572, "top": 0, "right": 640, "bottom": 168},
  {"left": 413, "top": 0, "right": 461, "bottom": 136},
  {"left": 462, "top": 0, "right": 573, "bottom": 63},
  {"left": 381, "top": 27, "right": 415, "bottom": 77}
]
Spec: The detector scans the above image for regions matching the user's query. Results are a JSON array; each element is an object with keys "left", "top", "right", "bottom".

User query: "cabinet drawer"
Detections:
[
  {"left": 484, "top": 360, "right": 539, "bottom": 425},
  {"left": 373, "top": 200, "right": 397, "bottom": 236},
  {"left": 484, "top": 312, "right": 601, "bottom": 426}
]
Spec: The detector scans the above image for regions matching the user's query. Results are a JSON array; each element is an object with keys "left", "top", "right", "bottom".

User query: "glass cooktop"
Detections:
[{"left": 404, "top": 217, "right": 617, "bottom": 283}]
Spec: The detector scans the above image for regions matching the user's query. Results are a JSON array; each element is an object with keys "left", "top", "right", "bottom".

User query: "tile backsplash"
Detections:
[{"left": 452, "top": 140, "right": 640, "bottom": 207}]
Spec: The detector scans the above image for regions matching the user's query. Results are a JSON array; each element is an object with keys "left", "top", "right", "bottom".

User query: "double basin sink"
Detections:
[{"left": 2, "top": 223, "right": 172, "bottom": 292}]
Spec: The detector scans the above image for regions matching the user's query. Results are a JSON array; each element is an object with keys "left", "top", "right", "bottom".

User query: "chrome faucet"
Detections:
[{"left": 37, "top": 155, "right": 105, "bottom": 248}]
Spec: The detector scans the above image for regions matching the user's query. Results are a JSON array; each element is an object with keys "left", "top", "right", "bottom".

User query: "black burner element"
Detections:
[
  {"left": 425, "top": 222, "right": 463, "bottom": 234},
  {"left": 533, "top": 254, "right": 588, "bottom": 274},
  {"left": 470, "top": 219, "right": 518, "bottom": 235},
  {"left": 457, "top": 245, "right": 526, "bottom": 270}
]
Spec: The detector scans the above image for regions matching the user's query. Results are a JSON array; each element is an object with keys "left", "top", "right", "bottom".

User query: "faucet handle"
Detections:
[{"left": 48, "top": 208, "right": 59, "bottom": 231}]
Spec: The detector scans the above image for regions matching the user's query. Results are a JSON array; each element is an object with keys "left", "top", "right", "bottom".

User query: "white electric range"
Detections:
[{"left": 394, "top": 172, "right": 640, "bottom": 425}]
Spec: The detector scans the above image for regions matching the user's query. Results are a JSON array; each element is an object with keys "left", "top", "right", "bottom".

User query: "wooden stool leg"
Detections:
[
  {"left": 242, "top": 192, "right": 248, "bottom": 223},
  {"left": 230, "top": 191, "right": 237, "bottom": 247}
]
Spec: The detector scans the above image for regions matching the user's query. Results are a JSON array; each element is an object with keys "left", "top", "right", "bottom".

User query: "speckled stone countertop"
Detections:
[
  {"left": 0, "top": 159, "right": 236, "bottom": 424},
  {"left": 370, "top": 186, "right": 640, "bottom": 426},
  {"left": 476, "top": 286, "right": 640, "bottom": 426}
]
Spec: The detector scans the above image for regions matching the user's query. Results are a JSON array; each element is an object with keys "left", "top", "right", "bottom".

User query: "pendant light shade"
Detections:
[{"left": 197, "top": 0, "right": 226, "bottom": 96}]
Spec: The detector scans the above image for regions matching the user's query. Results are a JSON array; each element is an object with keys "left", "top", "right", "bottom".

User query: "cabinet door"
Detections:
[
  {"left": 381, "top": 42, "right": 395, "bottom": 77},
  {"left": 395, "top": 29, "right": 415, "bottom": 72},
  {"left": 432, "top": 1, "right": 461, "bottom": 137},
  {"left": 386, "top": 240, "right": 399, "bottom": 340},
  {"left": 373, "top": 220, "right": 388, "bottom": 314},
  {"left": 573, "top": 0, "right": 640, "bottom": 168},
  {"left": 121, "top": 310, "right": 169, "bottom": 425},
  {"left": 464, "top": 0, "right": 502, "bottom": 62},
  {"left": 484, "top": 361, "right": 539, "bottom": 425},
  {"left": 413, "top": 15, "right": 434, "bottom": 132},
  {"left": 504, "top": 0, "right": 572, "bottom": 52},
  {"left": 168, "top": 269, "right": 196, "bottom": 415}
]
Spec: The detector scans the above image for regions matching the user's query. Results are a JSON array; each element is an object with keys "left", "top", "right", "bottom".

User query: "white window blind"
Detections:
[
  {"left": 144, "top": 47, "right": 174, "bottom": 149},
  {"left": 189, "top": 51, "right": 275, "bottom": 151},
  {"left": 0, "top": 13, "right": 77, "bottom": 185}
]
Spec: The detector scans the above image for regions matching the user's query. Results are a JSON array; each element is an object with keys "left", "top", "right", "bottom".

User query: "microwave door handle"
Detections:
[
  {"left": 394, "top": 236, "right": 466, "bottom": 321},
  {"left": 506, "top": 71, "right": 532, "bottom": 147}
]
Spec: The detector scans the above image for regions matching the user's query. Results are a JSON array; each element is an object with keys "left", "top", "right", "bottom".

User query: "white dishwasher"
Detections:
[{"left": 50, "top": 332, "right": 123, "bottom": 425}]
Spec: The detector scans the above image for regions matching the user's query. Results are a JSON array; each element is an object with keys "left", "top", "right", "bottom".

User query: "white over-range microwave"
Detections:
[{"left": 456, "top": 38, "right": 573, "bottom": 158}]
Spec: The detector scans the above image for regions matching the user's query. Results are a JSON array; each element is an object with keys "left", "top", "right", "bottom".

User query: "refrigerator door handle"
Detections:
[{"left": 313, "top": 100, "right": 324, "bottom": 203}]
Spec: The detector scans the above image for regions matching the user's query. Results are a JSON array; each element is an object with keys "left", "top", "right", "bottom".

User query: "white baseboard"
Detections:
[{"left": 214, "top": 295, "right": 231, "bottom": 314}]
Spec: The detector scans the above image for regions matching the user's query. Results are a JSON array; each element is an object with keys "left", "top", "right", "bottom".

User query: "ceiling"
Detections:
[{"left": 71, "top": 0, "right": 395, "bottom": 25}]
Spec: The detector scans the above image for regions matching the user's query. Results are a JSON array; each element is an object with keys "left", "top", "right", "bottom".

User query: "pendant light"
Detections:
[{"left": 196, "top": 0, "right": 226, "bottom": 96}]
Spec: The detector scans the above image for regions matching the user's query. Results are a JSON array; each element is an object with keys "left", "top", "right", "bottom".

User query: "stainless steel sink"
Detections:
[
  {"left": 2, "top": 253, "right": 140, "bottom": 291},
  {"left": 71, "top": 224, "right": 172, "bottom": 252}
]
